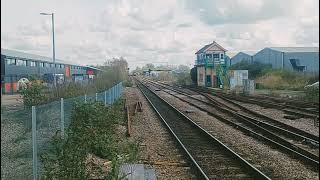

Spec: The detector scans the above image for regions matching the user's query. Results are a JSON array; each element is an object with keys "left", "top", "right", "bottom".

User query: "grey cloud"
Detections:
[
  {"left": 177, "top": 23, "right": 192, "bottom": 28},
  {"left": 182, "top": 0, "right": 293, "bottom": 25}
]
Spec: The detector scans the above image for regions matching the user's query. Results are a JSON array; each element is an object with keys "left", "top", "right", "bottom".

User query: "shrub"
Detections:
[
  {"left": 41, "top": 100, "right": 138, "bottom": 179},
  {"left": 20, "top": 81, "right": 47, "bottom": 107},
  {"left": 256, "top": 70, "right": 313, "bottom": 90},
  {"left": 175, "top": 72, "right": 192, "bottom": 86},
  {"left": 229, "top": 61, "right": 272, "bottom": 79},
  {"left": 304, "top": 87, "right": 319, "bottom": 103}
]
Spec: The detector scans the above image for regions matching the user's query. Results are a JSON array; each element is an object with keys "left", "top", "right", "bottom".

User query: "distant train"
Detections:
[{"left": 1, "top": 48, "right": 103, "bottom": 94}]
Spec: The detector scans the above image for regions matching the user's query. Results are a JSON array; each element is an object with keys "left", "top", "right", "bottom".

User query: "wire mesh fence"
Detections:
[
  {"left": 1, "top": 105, "right": 33, "bottom": 180},
  {"left": 1, "top": 82, "right": 123, "bottom": 180}
]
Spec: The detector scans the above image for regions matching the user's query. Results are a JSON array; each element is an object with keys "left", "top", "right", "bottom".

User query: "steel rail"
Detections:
[
  {"left": 143, "top": 79, "right": 319, "bottom": 169},
  {"left": 147, "top": 79, "right": 319, "bottom": 144},
  {"left": 187, "top": 86, "right": 320, "bottom": 142}
]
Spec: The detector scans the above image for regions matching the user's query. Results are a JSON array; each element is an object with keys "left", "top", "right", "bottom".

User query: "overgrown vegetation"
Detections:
[
  {"left": 230, "top": 61, "right": 319, "bottom": 101},
  {"left": 20, "top": 58, "right": 129, "bottom": 107},
  {"left": 20, "top": 81, "right": 47, "bottom": 107},
  {"left": 175, "top": 72, "right": 192, "bottom": 86},
  {"left": 303, "top": 87, "right": 319, "bottom": 103},
  {"left": 41, "top": 100, "right": 139, "bottom": 179},
  {"left": 256, "top": 70, "right": 317, "bottom": 90},
  {"left": 229, "top": 61, "right": 272, "bottom": 79}
]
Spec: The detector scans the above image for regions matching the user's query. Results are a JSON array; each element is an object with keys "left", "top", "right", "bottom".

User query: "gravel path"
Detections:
[
  {"left": 153, "top": 88, "right": 319, "bottom": 180},
  {"left": 124, "top": 85, "right": 196, "bottom": 180}
]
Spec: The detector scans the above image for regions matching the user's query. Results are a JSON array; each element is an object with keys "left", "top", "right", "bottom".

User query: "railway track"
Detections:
[
  {"left": 192, "top": 86, "right": 319, "bottom": 118},
  {"left": 142, "top": 79, "right": 319, "bottom": 170},
  {"left": 135, "top": 78, "right": 271, "bottom": 180},
  {"left": 153, "top": 80, "right": 319, "bottom": 143}
]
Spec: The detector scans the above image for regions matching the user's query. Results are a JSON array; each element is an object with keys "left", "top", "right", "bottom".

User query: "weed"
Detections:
[{"left": 41, "top": 100, "right": 138, "bottom": 179}]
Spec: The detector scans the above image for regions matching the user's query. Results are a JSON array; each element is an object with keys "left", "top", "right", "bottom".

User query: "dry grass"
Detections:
[{"left": 256, "top": 70, "right": 311, "bottom": 90}]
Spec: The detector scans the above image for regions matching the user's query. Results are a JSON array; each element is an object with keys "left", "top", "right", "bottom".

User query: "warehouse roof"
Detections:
[
  {"left": 228, "top": 51, "right": 256, "bottom": 58},
  {"left": 1, "top": 48, "right": 74, "bottom": 65},
  {"left": 268, "top": 47, "right": 319, "bottom": 53}
]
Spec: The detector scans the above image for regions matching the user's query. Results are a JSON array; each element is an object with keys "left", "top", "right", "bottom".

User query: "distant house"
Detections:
[
  {"left": 194, "top": 41, "right": 227, "bottom": 88},
  {"left": 253, "top": 47, "right": 319, "bottom": 75},
  {"left": 230, "top": 51, "right": 255, "bottom": 65}
]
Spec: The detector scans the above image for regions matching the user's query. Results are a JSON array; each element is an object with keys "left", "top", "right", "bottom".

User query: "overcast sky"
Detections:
[{"left": 1, "top": 0, "right": 319, "bottom": 70}]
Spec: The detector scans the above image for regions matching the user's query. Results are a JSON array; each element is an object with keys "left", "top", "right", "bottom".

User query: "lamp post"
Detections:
[{"left": 40, "top": 12, "right": 56, "bottom": 88}]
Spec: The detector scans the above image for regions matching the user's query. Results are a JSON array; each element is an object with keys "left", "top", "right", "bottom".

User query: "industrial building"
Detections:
[
  {"left": 194, "top": 41, "right": 227, "bottom": 88},
  {"left": 253, "top": 47, "right": 319, "bottom": 75},
  {"left": 230, "top": 51, "right": 255, "bottom": 65},
  {"left": 1, "top": 48, "right": 103, "bottom": 94}
]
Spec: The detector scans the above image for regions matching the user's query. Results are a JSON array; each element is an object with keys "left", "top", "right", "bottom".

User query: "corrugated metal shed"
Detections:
[
  {"left": 268, "top": 47, "right": 319, "bottom": 53},
  {"left": 253, "top": 47, "right": 319, "bottom": 74}
]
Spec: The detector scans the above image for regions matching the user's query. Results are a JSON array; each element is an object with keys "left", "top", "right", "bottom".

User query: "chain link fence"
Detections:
[{"left": 1, "top": 82, "right": 123, "bottom": 180}]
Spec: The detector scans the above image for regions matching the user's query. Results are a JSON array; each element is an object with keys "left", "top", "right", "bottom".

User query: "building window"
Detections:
[
  {"left": 45, "top": 63, "right": 50, "bottom": 67},
  {"left": 220, "top": 54, "right": 224, "bottom": 59},
  {"left": 16, "top": 59, "right": 27, "bottom": 66},
  {"left": 213, "top": 54, "right": 219, "bottom": 58},
  {"left": 30, "top": 61, "right": 36, "bottom": 67},
  {"left": 5, "top": 58, "right": 16, "bottom": 65},
  {"left": 39, "top": 62, "right": 45, "bottom": 67}
]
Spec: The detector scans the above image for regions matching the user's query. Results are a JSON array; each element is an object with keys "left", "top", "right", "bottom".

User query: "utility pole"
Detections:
[{"left": 40, "top": 12, "right": 56, "bottom": 88}]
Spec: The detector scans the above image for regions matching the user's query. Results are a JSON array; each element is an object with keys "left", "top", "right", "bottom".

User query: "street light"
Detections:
[{"left": 40, "top": 12, "right": 56, "bottom": 88}]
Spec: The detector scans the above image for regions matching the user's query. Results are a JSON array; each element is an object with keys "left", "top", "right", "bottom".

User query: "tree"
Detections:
[
  {"left": 143, "top": 64, "right": 155, "bottom": 70},
  {"left": 178, "top": 65, "right": 190, "bottom": 73},
  {"left": 229, "top": 61, "right": 272, "bottom": 79}
]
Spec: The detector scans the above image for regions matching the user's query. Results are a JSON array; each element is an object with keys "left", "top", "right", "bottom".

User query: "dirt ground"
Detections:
[
  {"left": 123, "top": 84, "right": 197, "bottom": 180},
  {"left": 1, "top": 94, "right": 23, "bottom": 107}
]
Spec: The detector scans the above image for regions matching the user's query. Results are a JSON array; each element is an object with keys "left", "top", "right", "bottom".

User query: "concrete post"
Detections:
[
  {"left": 104, "top": 91, "right": 107, "bottom": 106},
  {"left": 108, "top": 89, "right": 111, "bottom": 105},
  {"left": 60, "top": 98, "right": 64, "bottom": 138},
  {"left": 32, "top": 106, "right": 37, "bottom": 180},
  {"left": 112, "top": 86, "right": 114, "bottom": 104},
  {"left": 95, "top": 93, "right": 98, "bottom": 101},
  {"left": 84, "top": 94, "right": 87, "bottom": 103}
]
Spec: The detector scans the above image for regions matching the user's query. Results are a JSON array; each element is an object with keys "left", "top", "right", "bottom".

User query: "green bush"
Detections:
[
  {"left": 20, "top": 81, "right": 47, "bottom": 107},
  {"left": 229, "top": 61, "right": 272, "bottom": 79},
  {"left": 304, "top": 87, "right": 319, "bottom": 103},
  {"left": 41, "top": 100, "right": 138, "bottom": 179}
]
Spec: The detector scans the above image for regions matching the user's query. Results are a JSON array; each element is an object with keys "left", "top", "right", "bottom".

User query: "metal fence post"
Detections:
[
  {"left": 60, "top": 98, "right": 65, "bottom": 138},
  {"left": 108, "top": 89, "right": 111, "bottom": 105},
  {"left": 32, "top": 106, "right": 37, "bottom": 180},
  {"left": 104, "top": 91, "right": 107, "bottom": 106},
  {"left": 117, "top": 83, "right": 119, "bottom": 97},
  {"left": 115, "top": 84, "right": 118, "bottom": 99},
  {"left": 95, "top": 93, "right": 98, "bottom": 101},
  {"left": 113, "top": 85, "right": 117, "bottom": 103},
  {"left": 111, "top": 86, "right": 114, "bottom": 104},
  {"left": 117, "top": 83, "right": 120, "bottom": 98},
  {"left": 85, "top": 94, "right": 87, "bottom": 103}
]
